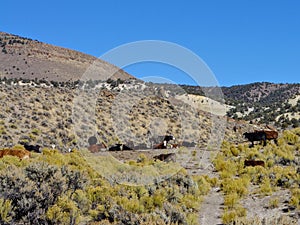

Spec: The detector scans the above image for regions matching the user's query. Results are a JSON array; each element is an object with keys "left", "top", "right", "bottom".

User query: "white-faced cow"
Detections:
[{"left": 153, "top": 135, "right": 175, "bottom": 149}]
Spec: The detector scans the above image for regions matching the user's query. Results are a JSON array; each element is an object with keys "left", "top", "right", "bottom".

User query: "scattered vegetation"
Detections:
[{"left": 213, "top": 128, "right": 300, "bottom": 224}]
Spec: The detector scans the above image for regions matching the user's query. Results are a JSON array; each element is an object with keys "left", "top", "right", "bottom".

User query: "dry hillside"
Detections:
[{"left": 0, "top": 31, "right": 133, "bottom": 82}]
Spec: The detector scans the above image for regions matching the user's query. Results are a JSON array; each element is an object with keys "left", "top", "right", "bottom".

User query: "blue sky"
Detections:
[{"left": 1, "top": 1, "right": 299, "bottom": 86}]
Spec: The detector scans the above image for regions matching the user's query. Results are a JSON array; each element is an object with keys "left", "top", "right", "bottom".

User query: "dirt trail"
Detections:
[{"left": 198, "top": 188, "right": 223, "bottom": 225}]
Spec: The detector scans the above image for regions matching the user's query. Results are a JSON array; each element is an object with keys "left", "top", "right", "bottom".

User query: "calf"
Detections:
[
  {"left": 153, "top": 153, "right": 176, "bottom": 163},
  {"left": 244, "top": 160, "right": 265, "bottom": 167},
  {"left": 0, "top": 149, "right": 30, "bottom": 160}
]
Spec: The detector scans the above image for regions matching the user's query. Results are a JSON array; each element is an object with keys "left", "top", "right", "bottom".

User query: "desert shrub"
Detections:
[
  {"left": 269, "top": 197, "right": 279, "bottom": 209},
  {"left": 289, "top": 188, "right": 300, "bottom": 209},
  {"left": 71, "top": 189, "right": 91, "bottom": 214},
  {"left": 0, "top": 163, "right": 67, "bottom": 224},
  {"left": 283, "top": 130, "right": 299, "bottom": 145},
  {"left": 0, "top": 198, "right": 12, "bottom": 224},
  {"left": 224, "top": 193, "right": 239, "bottom": 209},
  {"left": 221, "top": 177, "right": 249, "bottom": 197},
  {"left": 193, "top": 175, "right": 211, "bottom": 195},
  {"left": 258, "top": 178, "right": 273, "bottom": 195},
  {"left": 46, "top": 195, "right": 82, "bottom": 225},
  {"left": 0, "top": 160, "right": 90, "bottom": 224},
  {"left": 222, "top": 205, "right": 246, "bottom": 224}
]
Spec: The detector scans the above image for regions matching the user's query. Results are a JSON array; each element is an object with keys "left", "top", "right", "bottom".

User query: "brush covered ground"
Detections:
[
  {"left": 0, "top": 78, "right": 251, "bottom": 151},
  {"left": 0, "top": 79, "right": 299, "bottom": 224},
  {"left": 0, "top": 129, "right": 299, "bottom": 224}
]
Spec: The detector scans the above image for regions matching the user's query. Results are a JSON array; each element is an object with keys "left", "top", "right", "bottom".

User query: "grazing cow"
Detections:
[
  {"left": 153, "top": 153, "right": 176, "bottom": 162},
  {"left": 244, "top": 160, "right": 265, "bottom": 167},
  {"left": 108, "top": 144, "right": 132, "bottom": 151},
  {"left": 23, "top": 143, "right": 42, "bottom": 153},
  {"left": 244, "top": 130, "right": 278, "bottom": 147},
  {"left": 0, "top": 149, "right": 30, "bottom": 160}
]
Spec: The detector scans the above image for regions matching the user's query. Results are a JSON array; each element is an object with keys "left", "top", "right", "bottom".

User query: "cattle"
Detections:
[
  {"left": 153, "top": 153, "right": 176, "bottom": 163},
  {"left": 262, "top": 130, "right": 278, "bottom": 143},
  {"left": 153, "top": 135, "right": 176, "bottom": 149},
  {"left": 0, "top": 149, "right": 31, "bottom": 160},
  {"left": 243, "top": 130, "right": 278, "bottom": 147},
  {"left": 153, "top": 142, "right": 166, "bottom": 149},
  {"left": 163, "top": 135, "right": 175, "bottom": 142},
  {"left": 23, "top": 143, "right": 42, "bottom": 153},
  {"left": 88, "top": 142, "right": 107, "bottom": 153},
  {"left": 244, "top": 160, "right": 265, "bottom": 167},
  {"left": 108, "top": 144, "right": 133, "bottom": 151}
]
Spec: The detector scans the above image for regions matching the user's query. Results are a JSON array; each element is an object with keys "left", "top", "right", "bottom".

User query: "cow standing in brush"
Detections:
[{"left": 243, "top": 129, "right": 278, "bottom": 147}]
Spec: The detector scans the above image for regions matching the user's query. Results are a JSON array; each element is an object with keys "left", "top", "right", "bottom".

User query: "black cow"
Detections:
[
  {"left": 163, "top": 135, "right": 175, "bottom": 142},
  {"left": 108, "top": 144, "right": 133, "bottom": 151},
  {"left": 244, "top": 130, "right": 278, "bottom": 147},
  {"left": 243, "top": 131, "right": 267, "bottom": 147},
  {"left": 23, "top": 143, "right": 42, "bottom": 153}
]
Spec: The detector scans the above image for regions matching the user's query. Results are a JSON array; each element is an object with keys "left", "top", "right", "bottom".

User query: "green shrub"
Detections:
[{"left": 0, "top": 198, "right": 12, "bottom": 224}]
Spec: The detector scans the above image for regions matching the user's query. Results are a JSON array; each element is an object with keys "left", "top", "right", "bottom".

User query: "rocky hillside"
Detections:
[
  {"left": 181, "top": 82, "right": 300, "bottom": 129},
  {"left": 0, "top": 77, "right": 259, "bottom": 151},
  {"left": 0, "top": 31, "right": 133, "bottom": 82}
]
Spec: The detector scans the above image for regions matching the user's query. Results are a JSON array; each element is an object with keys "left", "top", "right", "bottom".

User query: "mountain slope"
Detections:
[
  {"left": 0, "top": 31, "right": 134, "bottom": 81},
  {"left": 180, "top": 82, "right": 300, "bottom": 129}
]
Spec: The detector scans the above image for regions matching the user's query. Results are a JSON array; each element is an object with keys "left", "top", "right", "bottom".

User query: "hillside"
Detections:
[
  {"left": 0, "top": 31, "right": 134, "bottom": 81},
  {"left": 181, "top": 82, "right": 300, "bottom": 129},
  {"left": 0, "top": 78, "right": 249, "bottom": 151},
  {"left": 0, "top": 32, "right": 299, "bottom": 224}
]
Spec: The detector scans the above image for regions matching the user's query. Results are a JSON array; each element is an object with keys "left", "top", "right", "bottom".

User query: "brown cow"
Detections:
[
  {"left": 244, "top": 160, "right": 265, "bottom": 167},
  {"left": 88, "top": 142, "right": 107, "bottom": 153},
  {"left": 263, "top": 130, "right": 278, "bottom": 140},
  {"left": 153, "top": 142, "right": 167, "bottom": 149},
  {"left": 153, "top": 153, "right": 176, "bottom": 162},
  {"left": 0, "top": 149, "right": 31, "bottom": 160}
]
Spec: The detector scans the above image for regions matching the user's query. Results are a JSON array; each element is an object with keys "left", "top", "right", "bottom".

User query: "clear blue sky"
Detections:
[{"left": 1, "top": 1, "right": 299, "bottom": 86}]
